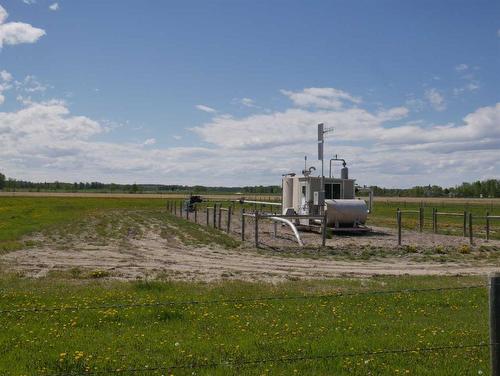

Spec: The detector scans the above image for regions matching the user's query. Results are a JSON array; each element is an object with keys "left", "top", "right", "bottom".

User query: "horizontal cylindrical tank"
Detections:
[
  {"left": 341, "top": 167, "right": 349, "bottom": 179},
  {"left": 325, "top": 199, "right": 367, "bottom": 227}
]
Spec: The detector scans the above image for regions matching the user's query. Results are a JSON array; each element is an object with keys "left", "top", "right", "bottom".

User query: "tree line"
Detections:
[{"left": 0, "top": 172, "right": 498, "bottom": 197}]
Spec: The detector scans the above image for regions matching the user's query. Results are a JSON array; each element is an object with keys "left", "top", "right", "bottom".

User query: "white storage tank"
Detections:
[{"left": 325, "top": 199, "right": 367, "bottom": 227}]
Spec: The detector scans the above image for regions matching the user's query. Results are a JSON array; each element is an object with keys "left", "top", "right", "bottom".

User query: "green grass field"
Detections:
[
  {"left": 0, "top": 197, "right": 498, "bottom": 374},
  {"left": 0, "top": 275, "right": 490, "bottom": 375}
]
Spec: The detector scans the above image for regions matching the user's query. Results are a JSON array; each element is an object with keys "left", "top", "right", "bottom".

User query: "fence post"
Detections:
[
  {"left": 213, "top": 204, "right": 217, "bottom": 228},
  {"left": 218, "top": 205, "right": 222, "bottom": 229},
  {"left": 490, "top": 273, "right": 500, "bottom": 376},
  {"left": 322, "top": 213, "right": 327, "bottom": 247},
  {"left": 194, "top": 206, "right": 198, "bottom": 224},
  {"left": 432, "top": 208, "right": 437, "bottom": 234},
  {"left": 419, "top": 207, "right": 424, "bottom": 233},
  {"left": 206, "top": 207, "right": 209, "bottom": 226},
  {"left": 241, "top": 208, "right": 245, "bottom": 241},
  {"left": 463, "top": 211, "right": 467, "bottom": 238},
  {"left": 469, "top": 212, "right": 473, "bottom": 245},
  {"left": 227, "top": 207, "right": 232, "bottom": 233},
  {"left": 486, "top": 212, "right": 490, "bottom": 241},
  {"left": 273, "top": 221, "right": 278, "bottom": 238},
  {"left": 254, "top": 212, "right": 259, "bottom": 248},
  {"left": 186, "top": 204, "right": 189, "bottom": 220},
  {"left": 397, "top": 208, "right": 402, "bottom": 246},
  {"left": 174, "top": 202, "right": 177, "bottom": 216}
]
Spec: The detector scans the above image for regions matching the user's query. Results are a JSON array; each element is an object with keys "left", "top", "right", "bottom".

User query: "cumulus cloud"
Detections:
[
  {"left": 1, "top": 81, "right": 498, "bottom": 187},
  {"left": 425, "top": 88, "right": 446, "bottom": 111},
  {"left": 0, "top": 5, "right": 45, "bottom": 48},
  {"left": 143, "top": 138, "right": 156, "bottom": 145},
  {"left": 281, "top": 87, "right": 362, "bottom": 109},
  {"left": 195, "top": 104, "right": 217, "bottom": 113},
  {"left": 49, "top": 3, "right": 59, "bottom": 11}
]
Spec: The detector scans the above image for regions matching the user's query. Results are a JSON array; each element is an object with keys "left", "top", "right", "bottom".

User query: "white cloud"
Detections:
[
  {"left": 0, "top": 80, "right": 498, "bottom": 187},
  {"left": 0, "top": 70, "right": 12, "bottom": 82},
  {"left": 173, "top": 135, "right": 182, "bottom": 140},
  {"left": 455, "top": 64, "right": 468, "bottom": 72},
  {"left": 22, "top": 0, "right": 37, "bottom": 4},
  {"left": 49, "top": 3, "right": 59, "bottom": 11},
  {"left": 195, "top": 104, "right": 217, "bottom": 113},
  {"left": 281, "top": 87, "right": 362, "bottom": 109},
  {"left": 424, "top": 88, "right": 446, "bottom": 111},
  {"left": 0, "top": 5, "right": 46, "bottom": 48}
]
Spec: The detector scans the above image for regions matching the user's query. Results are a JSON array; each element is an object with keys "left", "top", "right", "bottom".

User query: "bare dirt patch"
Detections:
[{"left": 1, "top": 209, "right": 500, "bottom": 282}]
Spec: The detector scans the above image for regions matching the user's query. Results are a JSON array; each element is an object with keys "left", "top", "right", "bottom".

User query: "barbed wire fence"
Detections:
[{"left": 2, "top": 282, "right": 499, "bottom": 375}]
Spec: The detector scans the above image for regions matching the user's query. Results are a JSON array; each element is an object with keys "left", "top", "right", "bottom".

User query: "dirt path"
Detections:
[{"left": 2, "top": 226, "right": 499, "bottom": 282}]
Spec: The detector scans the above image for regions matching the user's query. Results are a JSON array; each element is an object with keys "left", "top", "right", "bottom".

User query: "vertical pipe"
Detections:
[
  {"left": 397, "top": 208, "right": 402, "bottom": 246},
  {"left": 254, "top": 212, "right": 259, "bottom": 248},
  {"left": 486, "top": 212, "right": 490, "bottom": 241},
  {"left": 469, "top": 212, "right": 473, "bottom": 245},
  {"left": 463, "top": 211, "right": 467, "bottom": 238},
  {"left": 227, "top": 207, "right": 232, "bottom": 233},
  {"left": 241, "top": 208, "right": 245, "bottom": 241},
  {"left": 419, "top": 207, "right": 424, "bottom": 233},
  {"left": 490, "top": 273, "right": 500, "bottom": 376}
]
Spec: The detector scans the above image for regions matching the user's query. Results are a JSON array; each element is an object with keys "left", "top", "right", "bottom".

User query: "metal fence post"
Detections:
[
  {"left": 486, "top": 212, "right": 490, "bottom": 241},
  {"left": 186, "top": 204, "right": 189, "bottom": 220},
  {"left": 490, "top": 273, "right": 500, "bottom": 376},
  {"left": 463, "top": 211, "right": 467, "bottom": 238},
  {"left": 194, "top": 206, "right": 198, "bottom": 224},
  {"left": 174, "top": 202, "right": 177, "bottom": 216},
  {"left": 227, "top": 207, "right": 232, "bottom": 233},
  {"left": 397, "top": 208, "right": 402, "bottom": 246},
  {"left": 469, "top": 212, "right": 473, "bottom": 245},
  {"left": 254, "top": 212, "right": 259, "bottom": 248},
  {"left": 206, "top": 207, "right": 209, "bottom": 226},
  {"left": 241, "top": 208, "right": 245, "bottom": 241}
]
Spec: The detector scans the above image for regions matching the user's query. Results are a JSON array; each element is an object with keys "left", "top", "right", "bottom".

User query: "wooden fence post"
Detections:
[
  {"left": 186, "top": 204, "right": 189, "bottom": 220},
  {"left": 174, "top": 202, "right": 177, "bottom": 216},
  {"left": 397, "top": 208, "right": 402, "bottom": 246},
  {"left": 218, "top": 205, "right": 222, "bottom": 229},
  {"left": 463, "top": 211, "right": 467, "bottom": 238},
  {"left": 469, "top": 212, "right": 473, "bottom": 245},
  {"left": 206, "top": 207, "right": 209, "bottom": 226},
  {"left": 254, "top": 212, "right": 259, "bottom": 248},
  {"left": 322, "top": 213, "right": 327, "bottom": 247},
  {"left": 419, "top": 207, "right": 424, "bottom": 233},
  {"left": 194, "top": 206, "right": 198, "bottom": 224},
  {"left": 227, "top": 207, "right": 232, "bottom": 233},
  {"left": 213, "top": 204, "right": 217, "bottom": 228},
  {"left": 490, "top": 273, "right": 500, "bottom": 376},
  {"left": 241, "top": 208, "right": 245, "bottom": 241},
  {"left": 432, "top": 208, "right": 437, "bottom": 234},
  {"left": 486, "top": 212, "right": 490, "bottom": 241}
]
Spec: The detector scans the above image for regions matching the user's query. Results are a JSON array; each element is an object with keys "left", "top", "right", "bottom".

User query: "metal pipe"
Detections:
[
  {"left": 269, "top": 216, "right": 304, "bottom": 246},
  {"left": 329, "top": 158, "right": 346, "bottom": 178},
  {"left": 236, "top": 199, "right": 281, "bottom": 207}
]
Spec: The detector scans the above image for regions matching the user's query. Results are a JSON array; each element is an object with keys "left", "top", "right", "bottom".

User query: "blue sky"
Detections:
[{"left": 0, "top": 0, "right": 499, "bottom": 187}]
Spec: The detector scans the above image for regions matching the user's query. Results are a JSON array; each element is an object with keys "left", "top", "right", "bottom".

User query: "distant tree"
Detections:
[{"left": 0, "top": 172, "right": 5, "bottom": 190}]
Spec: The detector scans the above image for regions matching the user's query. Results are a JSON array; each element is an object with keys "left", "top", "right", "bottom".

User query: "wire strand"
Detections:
[{"left": 1, "top": 284, "right": 487, "bottom": 314}]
